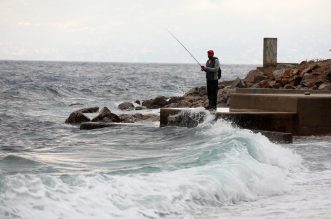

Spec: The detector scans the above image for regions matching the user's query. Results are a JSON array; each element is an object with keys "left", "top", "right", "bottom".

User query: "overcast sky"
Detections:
[{"left": 0, "top": 0, "right": 330, "bottom": 64}]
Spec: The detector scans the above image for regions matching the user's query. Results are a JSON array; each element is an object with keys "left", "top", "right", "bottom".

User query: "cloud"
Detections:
[{"left": 1, "top": 0, "right": 330, "bottom": 63}]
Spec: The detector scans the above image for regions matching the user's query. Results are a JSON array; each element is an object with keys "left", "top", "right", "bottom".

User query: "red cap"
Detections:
[{"left": 207, "top": 50, "right": 214, "bottom": 55}]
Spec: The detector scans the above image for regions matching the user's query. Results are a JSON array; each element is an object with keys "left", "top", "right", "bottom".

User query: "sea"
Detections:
[{"left": 0, "top": 60, "right": 330, "bottom": 219}]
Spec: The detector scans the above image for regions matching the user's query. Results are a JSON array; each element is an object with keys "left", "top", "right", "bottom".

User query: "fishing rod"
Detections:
[{"left": 167, "top": 30, "right": 202, "bottom": 68}]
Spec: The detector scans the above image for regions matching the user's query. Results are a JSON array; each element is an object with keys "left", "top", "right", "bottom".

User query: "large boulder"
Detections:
[
  {"left": 118, "top": 102, "right": 134, "bottom": 111},
  {"left": 91, "top": 107, "right": 121, "bottom": 123},
  {"left": 65, "top": 111, "right": 90, "bottom": 124},
  {"left": 244, "top": 70, "right": 267, "bottom": 84}
]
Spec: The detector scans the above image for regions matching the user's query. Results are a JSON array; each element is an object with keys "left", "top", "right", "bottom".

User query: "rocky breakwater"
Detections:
[
  {"left": 242, "top": 59, "right": 331, "bottom": 90},
  {"left": 124, "top": 60, "right": 331, "bottom": 110},
  {"left": 65, "top": 106, "right": 159, "bottom": 130}
]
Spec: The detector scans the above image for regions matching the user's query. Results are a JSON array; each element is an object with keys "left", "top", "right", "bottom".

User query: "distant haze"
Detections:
[{"left": 0, "top": 0, "right": 330, "bottom": 64}]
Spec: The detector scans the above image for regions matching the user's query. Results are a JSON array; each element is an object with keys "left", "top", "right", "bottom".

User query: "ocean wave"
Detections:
[{"left": 0, "top": 121, "right": 302, "bottom": 219}]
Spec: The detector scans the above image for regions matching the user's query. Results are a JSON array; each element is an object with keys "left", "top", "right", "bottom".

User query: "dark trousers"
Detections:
[{"left": 207, "top": 80, "right": 218, "bottom": 108}]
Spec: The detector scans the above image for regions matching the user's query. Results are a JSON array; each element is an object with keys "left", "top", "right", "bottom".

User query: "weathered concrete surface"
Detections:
[
  {"left": 263, "top": 38, "right": 277, "bottom": 67},
  {"left": 229, "top": 93, "right": 331, "bottom": 135},
  {"left": 217, "top": 111, "right": 297, "bottom": 134}
]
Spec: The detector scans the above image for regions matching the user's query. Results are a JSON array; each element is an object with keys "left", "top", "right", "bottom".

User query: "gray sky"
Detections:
[{"left": 0, "top": 0, "right": 330, "bottom": 64}]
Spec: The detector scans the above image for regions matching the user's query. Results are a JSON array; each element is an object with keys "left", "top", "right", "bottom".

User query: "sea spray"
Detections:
[{"left": 0, "top": 120, "right": 302, "bottom": 219}]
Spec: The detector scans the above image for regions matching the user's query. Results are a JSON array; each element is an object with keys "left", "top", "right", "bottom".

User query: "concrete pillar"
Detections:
[{"left": 263, "top": 38, "right": 277, "bottom": 67}]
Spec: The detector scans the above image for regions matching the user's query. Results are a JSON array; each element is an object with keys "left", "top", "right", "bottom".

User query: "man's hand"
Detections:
[{"left": 201, "top": 66, "right": 205, "bottom": 71}]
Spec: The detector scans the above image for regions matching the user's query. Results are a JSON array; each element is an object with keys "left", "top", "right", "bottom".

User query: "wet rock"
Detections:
[
  {"left": 168, "top": 110, "right": 207, "bottom": 128},
  {"left": 118, "top": 102, "right": 134, "bottom": 111},
  {"left": 168, "top": 96, "right": 184, "bottom": 105},
  {"left": 80, "top": 122, "right": 114, "bottom": 130},
  {"left": 91, "top": 107, "right": 121, "bottom": 122},
  {"left": 65, "top": 111, "right": 90, "bottom": 124},
  {"left": 119, "top": 113, "right": 159, "bottom": 123},
  {"left": 135, "top": 100, "right": 141, "bottom": 105},
  {"left": 135, "top": 106, "right": 143, "bottom": 110},
  {"left": 78, "top": 107, "right": 99, "bottom": 114},
  {"left": 184, "top": 86, "right": 207, "bottom": 97},
  {"left": 142, "top": 96, "right": 168, "bottom": 109}
]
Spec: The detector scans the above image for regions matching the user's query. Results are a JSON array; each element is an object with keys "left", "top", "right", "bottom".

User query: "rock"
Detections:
[
  {"left": 258, "top": 80, "right": 271, "bottom": 88},
  {"left": 118, "top": 102, "right": 134, "bottom": 111},
  {"left": 283, "top": 69, "right": 298, "bottom": 78},
  {"left": 119, "top": 113, "right": 159, "bottom": 123},
  {"left": 78, "top": 107, "right": 99, "bottom": 114},
  {"left": 327, "top": 70, "right": 331, "bottom": 81},
  {"left": 231, "top": 78, "right": 246, "bottom": 89},
  {"left": 318, "top": 83, "right": 331, "bottom": 90},
  {"left": 135, "top": 106, "right": 143, "bottom": 110},
  {"left": 135, "top": 100, "right": 141, "bottom": 105},
  {"left": 65, "top": 111, "right": 90, "bottom": 124},
  {"left": 301, "top": 79, "right": 316, "bottom": 88},
  {"left": 80, "top": 122, "right": 114, "bottom": 130},
  {"left": 302, "top": 73, "right": 315, "bottom": 81},
  {"left": 184, "top": 86, "right": 207, "bottom": 97},
  {"left": 220, "top": 80, "right": 235, "bottom": 87},
  {"left": 302, "top": 64, "right": 319, "bottom": 74},
  {"left": 277, "top": 78, "right": 290, "bottom": 87},
  {"left": 168, "top": 96, "right": 184, "bottom": 105},
  {"left": 269, "top": 81, "right": 281, "bottom": 88},
  {"left": 244, "top": 70, "right": 267, "bottom": 83},
  {"left": 293, "top": 76, "right": 302, "bottom": 86},
  {"left": 142, "top": 96, "right": 168, "bottom": 109},
  {"left": 91, "top": 107, "right": 121, "bottom": 122},
  {"left": 272, "top": 69, "right": 285, "bottom": 79}
]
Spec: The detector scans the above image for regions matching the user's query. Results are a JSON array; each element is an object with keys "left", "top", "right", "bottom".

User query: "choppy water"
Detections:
[{"left": 0, "top": 61, "right": 330, "bottom": 219}]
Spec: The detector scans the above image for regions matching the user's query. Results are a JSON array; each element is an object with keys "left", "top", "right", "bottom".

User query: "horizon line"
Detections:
[{"left": 0, "top": 58, "right": 261, "bottom": 66}]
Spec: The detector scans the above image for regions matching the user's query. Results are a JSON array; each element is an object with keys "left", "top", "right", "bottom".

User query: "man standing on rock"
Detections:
[{"left": 201, "top": 50, "right": 220, "bottom": 110}]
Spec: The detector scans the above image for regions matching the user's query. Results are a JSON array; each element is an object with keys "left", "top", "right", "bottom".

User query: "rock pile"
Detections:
[
  {"left": 65, "top": 106, "right": 159, "bottom": 127},
  {"left": 243, "top": 60, "right": 331, "bottom": 90}
]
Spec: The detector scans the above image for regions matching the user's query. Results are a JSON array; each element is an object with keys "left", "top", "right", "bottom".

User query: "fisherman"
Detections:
[{"left": 201, "top": 50, "right": 220, "bottom": 110}]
